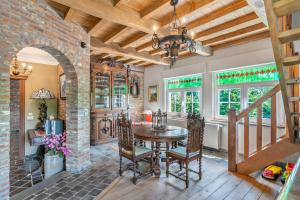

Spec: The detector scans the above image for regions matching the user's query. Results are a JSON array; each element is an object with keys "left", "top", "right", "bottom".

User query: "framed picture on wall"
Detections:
[
  {"left": 148, "top": 85, "right": 158, "bottom": 102},
  {"left": 59, "top": 73, "right": 66, "bottom": 99}
]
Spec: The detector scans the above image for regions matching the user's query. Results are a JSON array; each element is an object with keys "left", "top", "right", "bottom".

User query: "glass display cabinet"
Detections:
[{"left": 91, "top": 63, "right": 129, "bottom": 145}]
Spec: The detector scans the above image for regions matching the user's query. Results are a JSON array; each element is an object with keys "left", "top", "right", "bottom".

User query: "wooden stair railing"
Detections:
[
  {"left": 264, "top": 0, "right": 300, "bottom": 143},
  {"left": 228, "top": 84, "right": 281, "bottom": 172}
]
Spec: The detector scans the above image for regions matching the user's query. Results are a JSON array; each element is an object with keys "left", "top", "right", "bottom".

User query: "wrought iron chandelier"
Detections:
[
  {"left": 10, "top": 55, "right": 33, "bottom": 77},
  {"left": 152, "top": 0, "right": 196, "bottom": 67}
]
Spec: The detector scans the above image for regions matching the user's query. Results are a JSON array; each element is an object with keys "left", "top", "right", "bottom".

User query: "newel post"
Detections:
[{"left": 228, "top": 109, "right": 237, "bottom": 172}]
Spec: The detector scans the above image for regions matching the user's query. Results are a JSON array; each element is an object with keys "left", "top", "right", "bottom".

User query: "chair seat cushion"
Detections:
[
  {"left": 122, "top": 146, "right": 153, "bottom": 157},
  {"left": 167, "top": 146, "right": 199, "bottom": 158}
]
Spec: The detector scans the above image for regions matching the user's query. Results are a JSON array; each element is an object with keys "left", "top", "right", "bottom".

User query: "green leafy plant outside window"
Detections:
[
  {"left": 186, "top": 91, "right": 200, "bottom": 114},
  {"left": 170, "top": 92, "right": 181, "bottom": 112},
  {"left": 248, "top": 87, "right": 271, "bottom": 119},
  {"left": 218, "top": 88, "right": 241, "bottom": 116}
]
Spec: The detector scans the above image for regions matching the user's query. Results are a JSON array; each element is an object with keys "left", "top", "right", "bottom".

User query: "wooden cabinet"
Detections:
[{"left": 91, "top": 63, "right": 129, "bottom": 145}]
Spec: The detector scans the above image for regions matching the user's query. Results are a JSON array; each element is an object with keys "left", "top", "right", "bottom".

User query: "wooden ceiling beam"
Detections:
[
  {"left": 202, "top": 23, "right": 266, "bottom": 46},
  {"left": 132, "top": 61, "right": 147, "bottom": 65},
  {"left": 51, "top": 0, "right": 167, "bottom": 35},
  {"left": 122, "top": 59, "right": 136, "bottom": 64},
  {"left": 136, "top": 41, "right": 152, "bottom": 52},
  {"left": 194, "top": 12, "right": 258, "bottom": 40},
  {"left": 150, "top": 49, "right": 162, "bottom": 56},
  {"left": 104, "top": 27, "right": 130, "bottom": 43},
  {"left": 141, "top": 0, "right": 170, "bottom": 19},
  {"left": 136, "top": 12, "right": 259, "bottom": 52},
  {"left": 91, "top": 37, "right": 169, "bottom": 66},
  {"left": 212, "top": 31, "right": 270, "bottom": 51},
  {"left": 88, "top": 19, "right": 107, "bottom": 36},
  {"left": 113, "top": 0, "right": 122, "bottom": 7},
  {"left": 187, "top": 0, "right": 249, "bottom": 30},
  {"left": 120, "top": 32, "right": 148, "bottom": 48},
  {"left": 160, "top": 0, "right": 215, "bottom": 26},
  {"left": 64, "top": 7, "right": 76, "bottom": 21}
]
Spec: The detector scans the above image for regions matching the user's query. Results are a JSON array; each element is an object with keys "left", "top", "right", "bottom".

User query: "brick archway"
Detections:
[{"left": 0, "top": 0, "right": 91, "bottom": 199}]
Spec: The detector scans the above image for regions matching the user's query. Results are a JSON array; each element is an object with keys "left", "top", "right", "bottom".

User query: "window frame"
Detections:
[
  {"left": 214, "top": 76, "right": 284, "bottom": 125},
  {"left": 166, "top": 75, "right": 203, "bottom": 116}
]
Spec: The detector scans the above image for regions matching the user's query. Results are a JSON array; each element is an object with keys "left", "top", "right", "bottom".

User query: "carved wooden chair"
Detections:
[
  {"left": 116, "top": 115, "right": 154, "bottom": 184},
  {"left": 166, "top": 114, "right": 205, "bottom": 188}
]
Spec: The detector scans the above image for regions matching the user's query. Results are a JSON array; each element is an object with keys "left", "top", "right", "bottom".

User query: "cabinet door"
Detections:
[
  {"left": 94, "top": 72, "right": 111, "bottom": 110},
  {"left": 112, "top": 72, "right": 127, "bottom": 109}
]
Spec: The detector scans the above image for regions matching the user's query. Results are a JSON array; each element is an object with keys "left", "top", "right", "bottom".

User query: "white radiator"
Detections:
[
  {"left": 203, "top": 123, "right": 222, "bottom": 150},
  {"left": 167, "top": 118, "right": 222, "bottom": 150}
]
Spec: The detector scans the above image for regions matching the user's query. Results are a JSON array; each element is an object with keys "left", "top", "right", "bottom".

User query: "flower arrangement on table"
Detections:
[{"left": 43, "top": 132, "right": 71, "bottom": 157}]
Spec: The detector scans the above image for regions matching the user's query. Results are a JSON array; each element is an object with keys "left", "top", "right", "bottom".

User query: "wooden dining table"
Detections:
[{"left": 133, "top": 124, "right": 188, "bottom": 177}]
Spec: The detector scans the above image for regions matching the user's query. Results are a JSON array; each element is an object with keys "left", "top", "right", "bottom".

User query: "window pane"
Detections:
[
  {"left": 219, "top": 90, "right": 229, "bottom": 102},
  {"left": 230, "top": 89, "right": 241, "bottom": 103},
  {"left": 185, "top": 91, "right": 200, "bottom": 114},
  {"left": 218, "top": 88, "right": 241, "bottom": 116},
  {"left": 193, "top": 103, "right": 200, "bottom": 113},
  {"left": 247, "top": 87, "right": 271, "bottom": 118},
  {"left": 170, "top": 92, "right": 181, "bottom": 112},
  {"left": 219, "top": 103, "right": 229, "bottom": 116}
]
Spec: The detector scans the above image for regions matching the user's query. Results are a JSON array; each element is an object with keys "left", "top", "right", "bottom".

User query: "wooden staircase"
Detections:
[{"left": 228, "top": 0, "right": 300, "bottom": 175}]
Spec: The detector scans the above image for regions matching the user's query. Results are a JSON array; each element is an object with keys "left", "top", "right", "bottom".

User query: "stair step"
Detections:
[
  {"left": 286, "top": 78, "right": 300, "bottom": 85},
  {"left": 289, "top": 97, "right": 300, "bottom": 102},
  {"left": 278, "top": 28, "right": 300, "bottom": 43},
  {"left": 294, "top": 126, "right": 300, "bottom": 131},
  {"left": 291, "top": 112, "right": 300, "bottom": 117},
  {"left": 273, "top": 0, "right": 300, "bottom": 16},
  {"left": 282, "top": 55, "right": 300, "bottom": 66}
]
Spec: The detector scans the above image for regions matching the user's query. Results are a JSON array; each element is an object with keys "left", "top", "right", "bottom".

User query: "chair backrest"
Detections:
[
  {"left": 186, "top": 113, "right": 205, "bottom": 155},
  {"left": 152, "top": 109, "right": 167, "bottom": 129},
  {"left": 116, "top": 113, "right": 134, "bottom": 155}
]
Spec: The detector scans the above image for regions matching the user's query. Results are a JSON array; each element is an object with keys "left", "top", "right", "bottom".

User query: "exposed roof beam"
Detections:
[
  {"left": 51, "top": 0, "right": 167, "bottom": 35},
  {"left": 104, "top": 27, "right": 130, "bottom": 43},
  {"left": 91, "top": 37, "right": 169, "bottom": 66},
  {"left": 194, "top": 12, "right": 258, "bottom": 39},
  {"left": 120, "top": 32, "right": 148, "bottom": 48},
  {"left": 88, "top": 19, "right": 107, "bottom": 36},
  {"left": 113, "top": 0, "right": 122, "bottom": 6},
  {"left": 150, "top": 49, "right": 162, "bottom": 56},
  {"left": 123, "top": 59, "right": 136, "bottom": 64},
  {"left": 64, "top": 7, "right": 76, "bottom": 21},
  {"left": 160, "top": 0, "right": 215, "bottom": 26},
  {"left": 136, "top": 41, "right": 152, "bottom": 52},
  {"left": 212, "top": 31, "right": 270, "bottom": 50},
  {"left": 202, "top": 23, "right": 266, "bottom": 46},
  {"left": 141, "top": 0, "right": 170, "bottom": 19},
  {"left": 132, "top": 61, "right": 147, "bottom": 65},
  {"left": 187, "top": 0, "right": 248, "bottom": 30},
  {"left": 136, "top": 12, "right": 259, "bottom": 52}
]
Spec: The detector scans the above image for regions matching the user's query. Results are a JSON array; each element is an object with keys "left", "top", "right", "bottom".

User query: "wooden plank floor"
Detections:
[{"left": 96, "top": 154, "right": 282, "bottom": 200}]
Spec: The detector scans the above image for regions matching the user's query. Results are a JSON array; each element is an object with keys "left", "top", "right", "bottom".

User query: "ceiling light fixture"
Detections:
[
  {"left": 152, "top": 0, "right": 196, "bottom": 68},
  {"left": 10, "top": 55, "right": 33, "bottom": 77}
]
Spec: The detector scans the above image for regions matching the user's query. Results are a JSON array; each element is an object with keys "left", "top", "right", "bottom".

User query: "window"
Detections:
[
  {"left": 169, "top": 92, "right": 181, "bottom": 112},
  {"left": 214, "top": 63, "right": 284, "bottom": 123},
  {"left": 185, "top": 91, "right": 200, "bottom": 113},
  {"left": 247, "top": 87, "right": 271, "bottom": 118},
  {"left": 166, "top": 74, "right": 202, "bottom": 115},
  {"left": 218, "top": 88, "right": 241, "bottom": 116}
]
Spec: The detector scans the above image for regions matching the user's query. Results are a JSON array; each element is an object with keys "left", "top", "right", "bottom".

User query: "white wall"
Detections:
[{"left": 144, "top": 38, "right": 286, "bottom": 151}]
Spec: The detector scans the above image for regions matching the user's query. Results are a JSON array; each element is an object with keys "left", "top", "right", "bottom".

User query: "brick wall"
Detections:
[
  {"left": 10, "top": 80, "right": 21, "bottom": 162},
  {"left": 0, "top": 0, "right": 91, "bottom": 198},
  {"left": 129, "top": 71, "right": 144, "bottom": 121}
]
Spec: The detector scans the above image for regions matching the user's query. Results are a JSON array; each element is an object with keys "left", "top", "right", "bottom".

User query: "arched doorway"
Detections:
[{"left": 0, "top": 1, "right": 91, "bottom": 198}]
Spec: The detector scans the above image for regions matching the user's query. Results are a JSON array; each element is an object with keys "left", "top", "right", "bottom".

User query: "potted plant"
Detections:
[{"left": 43, "top": 132, "right": 71, "bottom": 178}]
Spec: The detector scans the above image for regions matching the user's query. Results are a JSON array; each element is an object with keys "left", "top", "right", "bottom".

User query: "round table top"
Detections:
[{"left": 133, "top": 124, "right": 188, "bottom": 142}]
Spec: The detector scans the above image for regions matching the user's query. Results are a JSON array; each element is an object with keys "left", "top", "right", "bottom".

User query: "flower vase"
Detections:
[{"left": 44, "top": 153, "right": 64, "bottom": 179}]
